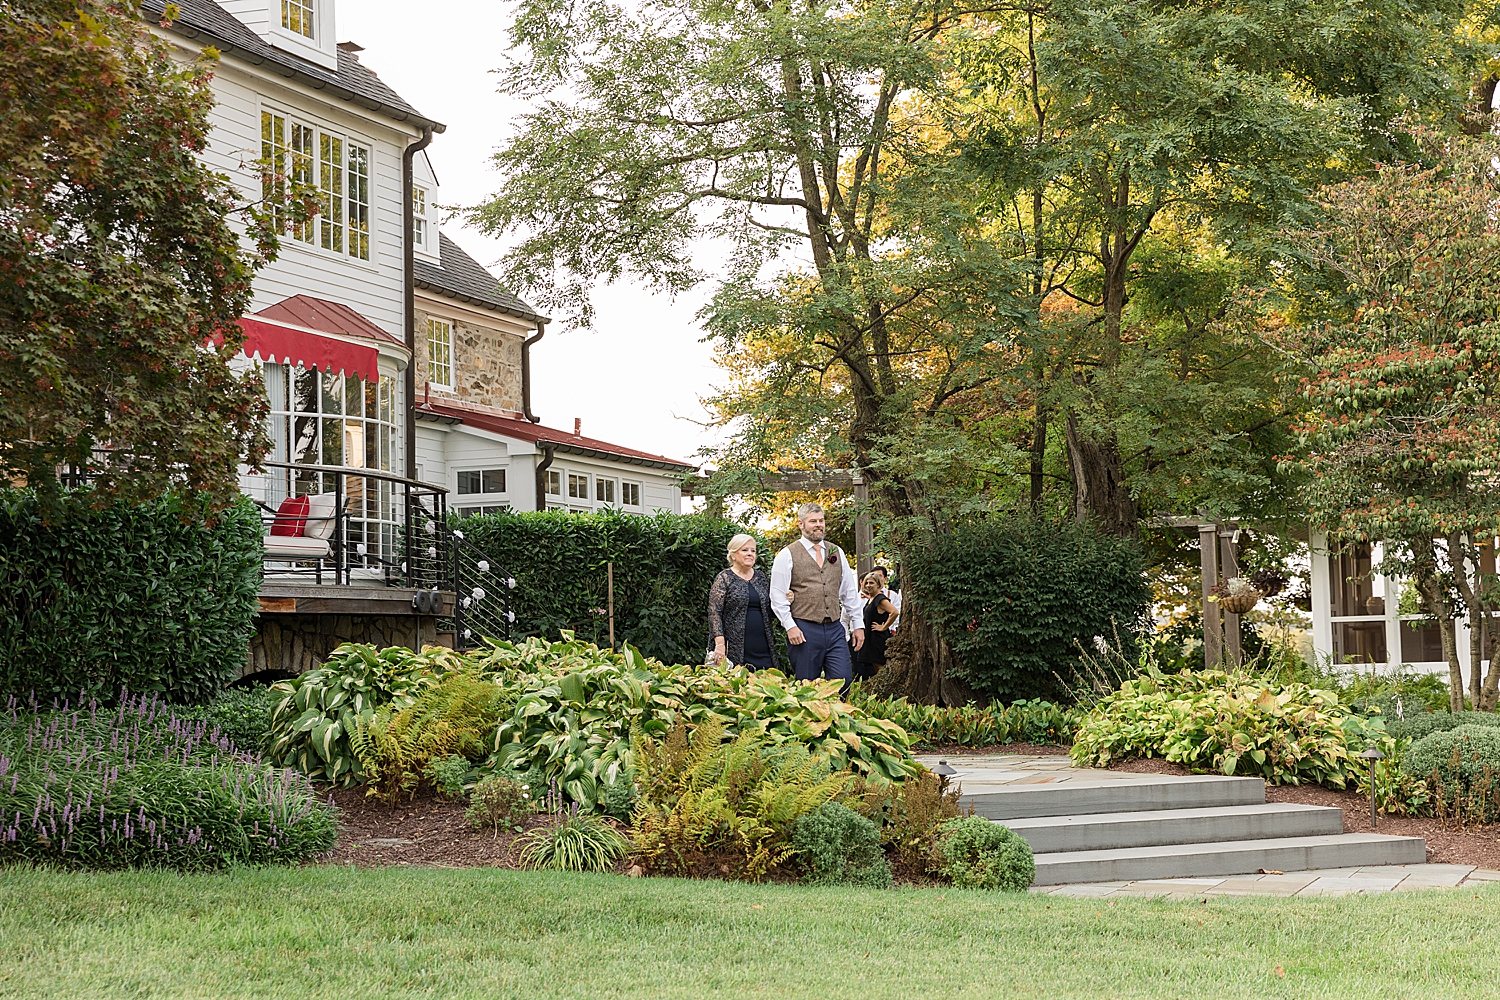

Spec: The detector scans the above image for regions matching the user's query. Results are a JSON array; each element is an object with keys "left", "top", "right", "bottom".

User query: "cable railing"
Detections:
[{"left": 246, "top": 461, "right": 515, "bottom": 649}]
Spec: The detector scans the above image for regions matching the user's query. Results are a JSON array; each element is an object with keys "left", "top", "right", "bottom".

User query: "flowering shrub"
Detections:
[
  {"left": 0, "top": 692, "right": 336, "bottom": 869},
  {"left": 1070, "top": 670, "right": 1388, "bottom": 787}
]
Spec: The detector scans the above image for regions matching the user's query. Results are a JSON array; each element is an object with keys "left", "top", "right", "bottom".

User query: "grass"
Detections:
[{"left": 1, "top": 866, "right": 1499, "bottom": 998}]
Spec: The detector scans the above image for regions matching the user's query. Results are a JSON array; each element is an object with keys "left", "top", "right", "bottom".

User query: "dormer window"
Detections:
[
  {"left": 412, "top": 186, "right": 428, "bottom": 250},
  {"left": 283, "top": 0, "right": 316, "bottom": 38}
]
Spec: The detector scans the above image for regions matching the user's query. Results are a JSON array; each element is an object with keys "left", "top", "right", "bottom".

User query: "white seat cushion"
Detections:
[
  {"left": 263, "top": 535, "right": 331, "bottom": 559},
  {"left": 303, "top": 493, "right": 339, "bottom": 540}
]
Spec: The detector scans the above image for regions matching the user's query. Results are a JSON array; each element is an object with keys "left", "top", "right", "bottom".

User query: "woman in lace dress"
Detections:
[{"left": 708, "top": 533, "right": 777, "bottom": 671}]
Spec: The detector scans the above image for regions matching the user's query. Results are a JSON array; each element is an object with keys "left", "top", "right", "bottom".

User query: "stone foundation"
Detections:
[{"left": 249, "top": 614, "right": 451, "bottom": 676}]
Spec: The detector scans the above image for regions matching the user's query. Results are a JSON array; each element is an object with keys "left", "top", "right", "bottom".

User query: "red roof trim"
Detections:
[
  {"left": 419, "top": 400, "right": 695, "bottom": 470},
  {"left": 255, "top": 294, "right": 404, "bottom": 348}
]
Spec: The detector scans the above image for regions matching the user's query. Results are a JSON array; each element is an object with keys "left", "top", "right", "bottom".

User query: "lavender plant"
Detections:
[{"left": 0, "top": 691, "right": 337, "bottom": 870}]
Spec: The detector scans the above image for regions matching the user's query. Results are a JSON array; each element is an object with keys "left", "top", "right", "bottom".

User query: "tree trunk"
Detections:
[
  {"left": 870, "top": 592, "right": 978, "bottom": 706},
  {"left": 1029, "top": 400, "right": 1046, "bottom": 512},
  {"left": 1064, "top": 414, "right": 1137, "bottom": 536},
  {"left": 1413, "top": 537, "right": 1464, "bottom": 712},
  {"left": 1449, "top": 533, "right": 1484, "bottom": 708}
]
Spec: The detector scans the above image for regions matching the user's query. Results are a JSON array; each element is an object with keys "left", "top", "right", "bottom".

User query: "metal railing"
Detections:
[{"left": 246, "top": 462, "right": 515, "bottom": 649}]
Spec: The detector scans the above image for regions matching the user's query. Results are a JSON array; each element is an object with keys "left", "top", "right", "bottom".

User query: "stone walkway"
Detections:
[{"left": 1030, "top": 864, "right": 1500, "bottom": 898}]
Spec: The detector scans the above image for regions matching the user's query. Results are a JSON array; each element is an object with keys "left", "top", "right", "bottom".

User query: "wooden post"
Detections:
[
  {"left": 853, "top": 475, "right": 873, "bottom": 578},
  {"left": 1199, "top": 523, "right": 1222, "bottom": 668},
  {"left": 1220, "top": 530, "right": 1241, "bottom": 668},
  {"left": 607, "top": 560, "right": 615, "bottom": 650}
]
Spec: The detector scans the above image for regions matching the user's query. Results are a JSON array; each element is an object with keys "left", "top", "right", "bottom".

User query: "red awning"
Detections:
[{"left": 237, "top": 316, "right": 381, "bottom": 382}]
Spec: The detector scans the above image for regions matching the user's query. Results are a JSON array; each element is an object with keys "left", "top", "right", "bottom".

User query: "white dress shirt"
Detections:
[{"left": 769, "top": 536, "right": 865, "bottom": 631}]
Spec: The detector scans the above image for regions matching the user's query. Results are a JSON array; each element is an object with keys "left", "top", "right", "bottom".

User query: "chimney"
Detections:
[{"left": 574, "top": 418, "right": 582, "bottom": 437}]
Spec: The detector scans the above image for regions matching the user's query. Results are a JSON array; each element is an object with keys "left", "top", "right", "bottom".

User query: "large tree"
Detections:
[
  {"left": 954, "top": 0, "right": 1470, "bottom": 534},
  {"left": 1290, "top": 137, "right": 1500, "bottom": 712},
  {"left": 0, "top": 0, "right": 273, "bottom": 508}
]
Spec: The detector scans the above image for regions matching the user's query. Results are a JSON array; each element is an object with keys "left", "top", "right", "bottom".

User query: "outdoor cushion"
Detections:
[
  {"left": 262, "top": 534, "right": 332, "bottom": 559},
  {"left": 303, "top": 493, "right": 339, "bottom": 540},
  {"left": 269, "top": 494, "right": 310, "bottom": 536}
]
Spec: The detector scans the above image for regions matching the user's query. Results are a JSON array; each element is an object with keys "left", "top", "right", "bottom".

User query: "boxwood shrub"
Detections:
[
  {"left": 455, "top": 509, "right": 770, "bottom": 665},
  {"left": 1401, "top": 724, "right": 1500, "bottom": 823},
  {"left": 905, "top": 514, "right": 1150, "bottom": 702},
  {"left": 0, "top": 490, "right": 262, "bottom": 704}
]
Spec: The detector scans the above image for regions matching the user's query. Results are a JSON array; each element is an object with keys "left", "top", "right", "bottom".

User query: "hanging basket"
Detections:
[{"left": 1210, "top": 577, "right": 1264, "bottom": 615}]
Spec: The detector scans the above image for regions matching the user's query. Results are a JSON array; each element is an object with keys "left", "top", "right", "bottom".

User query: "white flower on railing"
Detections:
[
  {"left": 463, "top": 629, "right": 472, "bottom": 639},
  {"left": 356, "top": 543, "right": 367, "bottom": 556},
  {"left": 471, "top": 587, "right": 486, "bottom": 601},
  {"left": 462, "top": 597, "right": 472, "bottom": 609},
  {"left": 400, "top": 561, "right": 407, "bottom": 572},
  {"left": 453, "top": 529, "right": 465, "bottom": 540},
  {"left": 506, "top": 610, "right": 516, "bottom": 622},
  {"left": 477, "top": 560, "right": 490, "bottom": 573},
  {"left": 506, "top": 577, "right": 516, "bottom": 589},
  {"left": 426, "top": 546, "right": 437, "bottom": 558}
]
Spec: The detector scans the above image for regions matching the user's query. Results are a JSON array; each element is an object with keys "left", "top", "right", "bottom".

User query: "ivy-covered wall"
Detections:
[
  {"left": 457, "top": 509, "right": 763, "bottom": 665},
  {"left": 0, "top": 491, "right": 262, "bottom": 703}
]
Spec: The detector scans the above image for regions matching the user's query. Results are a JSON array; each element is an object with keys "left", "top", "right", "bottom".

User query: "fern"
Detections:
[
  {"left": 353, "top": 675, "right": 509, "bottom": 802},
  {"left": 631, "top": 720, "right": 853, "bottom": 880}
]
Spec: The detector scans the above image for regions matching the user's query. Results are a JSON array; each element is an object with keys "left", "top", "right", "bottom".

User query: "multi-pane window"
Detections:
[
  {"left": 261, "top": 110, "right": 370, "bottom": 261},
  {"left": 263, "top": 363, "right": 400, "bottom": 568},
  {"left": 412, "top": 187, "right": 428, "bottom": 249},
  {"left": 427, "top": 318, "right": 453, "bottom": 388},
  {"left": 622, "top": 482, "right": 641, "bottom": 507},
  {"left": 545, "top": 470, "right": 562, "bottom": 496},
  {"left": 595, "top": 478, "right": 615, "bottom": 504},
  {"left": 456, "top": 468, "right": 507, "bottom": 518},
  {"left": 283, "top": 0, "right": 315, "bottom": 37},
  {"left": 568, "top": 473, "right": 589, "bottom": 500}
]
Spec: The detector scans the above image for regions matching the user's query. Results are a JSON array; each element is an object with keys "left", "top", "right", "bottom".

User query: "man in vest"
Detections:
[{"left": 769, "top": 502, "right": 864, "bottom": 693}]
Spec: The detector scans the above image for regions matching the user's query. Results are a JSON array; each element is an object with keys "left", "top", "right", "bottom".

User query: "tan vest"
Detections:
[{"left": 787, "top": 541, "right": 844, "bottom": 623}]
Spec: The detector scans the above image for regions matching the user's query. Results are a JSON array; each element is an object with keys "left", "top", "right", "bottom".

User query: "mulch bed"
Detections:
[{"left": 319, "top": 787, "right": 544, "bottom": 869}]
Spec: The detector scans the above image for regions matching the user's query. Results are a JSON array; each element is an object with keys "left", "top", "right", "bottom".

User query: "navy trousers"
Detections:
[{"left": 786, "top": 619, "right": 853, "bottom": 696}]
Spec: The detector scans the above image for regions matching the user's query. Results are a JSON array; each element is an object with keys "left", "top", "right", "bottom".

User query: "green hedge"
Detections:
[
  {"left": 0, "top": 490, "right": 262, "bottom": 704},
  {"left": 455, "top": 509, "right": 769, "bottom": 665},
  {"left": 905, "top": 514, "right": 1151, "bottom": 702}
]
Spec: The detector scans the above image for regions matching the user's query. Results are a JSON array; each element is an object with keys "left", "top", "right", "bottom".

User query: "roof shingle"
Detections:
[
  {"left": 415, "top": 234, "right": 545, "bottom": 324},
  {"left": 142, "top": 0, "right": 444, "bottom": 132}
]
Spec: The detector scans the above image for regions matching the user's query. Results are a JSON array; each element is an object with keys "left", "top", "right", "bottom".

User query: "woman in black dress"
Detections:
[
  {"left": 856, "top": 573, "right": 897, "bottom": 679},
  {"left": 707, "top": 533, "right": 778, "bottom": 671}
]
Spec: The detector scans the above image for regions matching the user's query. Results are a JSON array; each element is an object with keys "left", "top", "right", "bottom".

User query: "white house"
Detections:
[
  {"left": 142, "top": 0, "right": 693, "bottom": 668},
  {"left": 409, "top": 225, "right": 694, "bottom": 515},
  {"left": 1308, "top": 533, "right": 1479, "bottom": 681}
]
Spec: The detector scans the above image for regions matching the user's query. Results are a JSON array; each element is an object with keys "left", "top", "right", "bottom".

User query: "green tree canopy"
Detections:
[
  {"left": 0, "top": 0, "right": 273, "bottom": 507},
  {"left": 1289, "top": 136, "right": 1500, "bottom": 711}
]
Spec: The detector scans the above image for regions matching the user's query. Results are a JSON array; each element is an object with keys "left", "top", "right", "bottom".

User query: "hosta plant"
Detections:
[
  {"left": 266, "top": 643, "right": 468, "bottom": 786},
  {"left": 1070, "top": 669, "right": 1389, "bottom": 787},
  {"left": 851, "top": 691, "right": 1081, "bottom": 748},
  {"left": 484, "top": 634, "right": 917, "bottom": 808}
]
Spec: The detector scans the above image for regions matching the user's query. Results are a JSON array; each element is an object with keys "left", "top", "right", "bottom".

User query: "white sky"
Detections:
[{"left": 338, "top": 1, "right": 722, "bottom": 468}]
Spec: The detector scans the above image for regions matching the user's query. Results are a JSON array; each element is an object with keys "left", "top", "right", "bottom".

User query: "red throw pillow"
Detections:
[{"left": 269, "top": 494, "right": 310, "bottom": 537}]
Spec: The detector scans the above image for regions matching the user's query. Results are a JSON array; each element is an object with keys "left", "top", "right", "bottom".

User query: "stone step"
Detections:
[
  {"left": 962, "top": 774, "right": 1265, "bottom": 821},
  {"left": 1003, "top": 803, "right": 1344, "bottom": 854},
  {"left": 1030, "top": 833, "right": 1428, "bottom": 885}
]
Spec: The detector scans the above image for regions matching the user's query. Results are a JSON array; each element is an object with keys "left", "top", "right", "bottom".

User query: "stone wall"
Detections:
[
  {"left": 414, "top": 303, "right": 524, "bottom": 414},
  {"left": 248, "top": 614, "right": 450, "bottom": 676}
]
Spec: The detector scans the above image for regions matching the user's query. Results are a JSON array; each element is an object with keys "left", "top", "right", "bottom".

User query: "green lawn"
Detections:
[{"left": 1, "top": 866, "right": 1498, "bottom": 999}]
